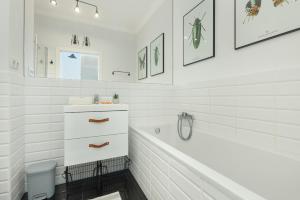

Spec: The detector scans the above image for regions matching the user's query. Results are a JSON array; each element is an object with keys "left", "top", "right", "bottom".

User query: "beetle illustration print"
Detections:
[
  {"left": 273, "top": 0, "right": 289, "bottom": 7},
  {"left": 243, "top": 0, "right": 262, "bottom": 24},
  {"left": 154, "top": 46, "right": 160, "bottom": 66},
  {"left": 139, "top": 53, "right": 146, "bottom": 70},
  {"left": 187, "top": 12, "right": 207, "bottom": 49}
]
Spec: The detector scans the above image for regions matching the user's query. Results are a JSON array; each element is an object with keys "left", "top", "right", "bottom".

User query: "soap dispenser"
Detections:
[{"left": 94, "top": 94, "right": 99, "bottom": 104}]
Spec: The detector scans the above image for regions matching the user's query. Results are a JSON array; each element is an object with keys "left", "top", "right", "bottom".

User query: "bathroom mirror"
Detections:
[{"left": 24, "top": 0, "right": 173, "bottom": 84}]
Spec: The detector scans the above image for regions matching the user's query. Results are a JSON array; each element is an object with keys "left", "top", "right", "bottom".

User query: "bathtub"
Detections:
[{"left": 129, "top": 124, "right": 300, "bottom": 200}]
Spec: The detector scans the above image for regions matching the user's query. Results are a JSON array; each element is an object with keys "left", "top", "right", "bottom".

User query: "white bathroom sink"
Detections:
[
  {"left": 64, "top": 104, "right": 129, "bottom": 113},
  {"left": 68, "top": 96, "right": 93, "bottom": 105}
]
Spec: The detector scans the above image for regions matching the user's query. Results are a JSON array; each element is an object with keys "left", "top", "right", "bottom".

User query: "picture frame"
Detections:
[
  {"left": 235, "top": 0, "right": 300, "bottom": 50},
  {"left": 150, "top": 33, "right": 164, "bottom": 76},
  {"left": 183, "top": 0, "right": 215, "bottom": 67},
  {"left": 138, "top": 46, "right": 148, "bottom": 80}
]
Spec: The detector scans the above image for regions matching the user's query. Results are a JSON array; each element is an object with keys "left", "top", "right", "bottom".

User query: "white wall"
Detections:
[
  {"left": 0, "top": 0, "right": 10, "bottom": 71},
  {"left": 171, "top": 0, "right": 300, "bottom": 164},
  {"left": 9, "top": 0, "right": 24, "bottom": 76},
  {"left": 0, "top": 0, "right": 25, "bottom": 200},
  {"left": 174, "top": 68, "right": 300, "bottom": 161},
  {"left": 173, "top": 0, "right": 300, "bottom": 84},
  {"left": 24, "top": 0, "right": 35, "bottom": 77},
  {"left": 9, "top": 73, "right": 25, "bottom": 200},
  {"left": 0, "top": 75, "right": 10, "bottom": 200},
  {"left": 35, "top": 14, "right": 137, "bottom": 82},
  {"left": 136, "top": 0, "right": 173, "bottom": 84},
  {"left": 9, "top": 0, "right": 25, "bottom": 200},
  {"left": 0, "top": 72, "right": 25, "bottom": 200},
  {"left": 0, "top": 1, "right": 12, "bottom": 199}
]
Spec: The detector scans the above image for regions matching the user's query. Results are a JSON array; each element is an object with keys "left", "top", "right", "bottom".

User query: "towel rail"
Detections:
[{"left": 112, "top": 71, "right": 131, "bottom": 76}]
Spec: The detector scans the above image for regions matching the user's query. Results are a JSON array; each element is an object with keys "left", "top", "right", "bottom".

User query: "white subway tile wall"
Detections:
[
  {"left": 0, "top": 67, "right": 296, "bottom": 200},
  {"left": 23, "top": 68, "right": 300, "bottom": 188},
  {"left": 9, "top": 72, "right": 25, "bottom": 200},
  {"left": 129, "top": 69, "right": 300, "bottom": 200},
  {"left": 24, "top": 78, "right": 174, "bottom": 184},
  {"left": 0, "top": 71, "right": 10, "bottom": 200},
  {"left": 0, "top": 71, "right": 25, "bottom": 200},
  {"left": 174, "top": 69, "right": 300, "bottom": 161}
]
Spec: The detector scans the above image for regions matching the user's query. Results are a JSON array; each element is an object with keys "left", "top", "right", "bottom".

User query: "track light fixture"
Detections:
[
  {"left": 50, "top": 0, "right": 57, "bottom": 6},
  {"left": 73, "top": 0, "right": 100, "bottom": 18},
  {"left": 49, "top": 0, "right": 99, "bottom": 18}
]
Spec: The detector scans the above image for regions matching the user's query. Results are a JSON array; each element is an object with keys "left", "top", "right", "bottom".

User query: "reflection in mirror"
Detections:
[
  {"left": 60, "top": 51, "right": 100, "bottom": 80},
  {"left": 36, "top": 48, "right": 100, "bottom": 80},
  {"left": 24, "top": 0, "right": 173, "bottom": 84}
]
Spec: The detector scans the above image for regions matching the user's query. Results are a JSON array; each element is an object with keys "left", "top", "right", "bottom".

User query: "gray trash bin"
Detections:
[{"left": 26, "top": 161, "right": 57, "bottom": 200}]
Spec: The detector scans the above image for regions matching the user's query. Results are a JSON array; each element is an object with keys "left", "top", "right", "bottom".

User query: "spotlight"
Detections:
[
  {"left": 95, "top": 9, "right": 99, "bottom": 18},
  {"left": 75, "top": 0, "right": 80, "bottom": 13},
  {"left": 83, "top": 36, "right": 91, "bottom": 47},
  {"left": 71, "top": 34, "right": 80, "bottom": 46},
  {"left": 50, "top": 0, "right": 57, "bottom": 6}
]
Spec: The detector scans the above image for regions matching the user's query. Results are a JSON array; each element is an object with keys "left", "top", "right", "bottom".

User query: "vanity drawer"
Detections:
[
  {"left": 64, "top": 111, "right": 128, "bottom": 139},
  {"left": 64, "top": 134, "right": 128, "bottom": 166}
]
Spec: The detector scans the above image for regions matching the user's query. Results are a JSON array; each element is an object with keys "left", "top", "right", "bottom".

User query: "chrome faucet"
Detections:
[{"left": 177, "top": 112, "right": 194, "bottom": 141}]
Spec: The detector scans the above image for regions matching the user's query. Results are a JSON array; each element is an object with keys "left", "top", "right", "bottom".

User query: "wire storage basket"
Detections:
[{"left": 63, "top": 156, "right": 131, "bottom": 198}]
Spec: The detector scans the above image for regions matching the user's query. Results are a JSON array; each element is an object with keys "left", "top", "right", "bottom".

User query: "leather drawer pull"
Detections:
[
  {"left": 89, "top": 118, "right": 110, "bottom": 123},
  {"left": 89, "top": 142, "right": 110, "bottom": 148}
]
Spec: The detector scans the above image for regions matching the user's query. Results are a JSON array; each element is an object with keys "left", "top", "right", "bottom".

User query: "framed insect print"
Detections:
[
  {"left": 235, "top": 0, "right": 300, "bottom": 49},
  {"left": 138, "top": 47, "right": 147, "bottom": 80},
  {"left": 183, "top": 0, "right": 215, "bottom": 66},
  {"left": 150, "top": 33, "right": 164, "bottom": 76}
]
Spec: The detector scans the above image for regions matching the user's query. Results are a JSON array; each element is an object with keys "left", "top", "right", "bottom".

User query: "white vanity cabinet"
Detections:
[{"left": 64, "top": 104, "right": 128, "bottom": 166}]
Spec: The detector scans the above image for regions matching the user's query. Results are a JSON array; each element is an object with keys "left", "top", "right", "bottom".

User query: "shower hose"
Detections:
[{"left": 177, "top": 112, "right": 194, "bottom": 141}]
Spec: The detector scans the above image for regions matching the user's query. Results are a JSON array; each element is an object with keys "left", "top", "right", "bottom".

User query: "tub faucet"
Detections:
[{"left": 177, "top": 112, "right": 194, "bottom": 141}]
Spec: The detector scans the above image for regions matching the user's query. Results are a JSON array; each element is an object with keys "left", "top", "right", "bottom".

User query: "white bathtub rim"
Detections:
[{"left": 129, "top": 126, "right": 267, "bottom": 200}]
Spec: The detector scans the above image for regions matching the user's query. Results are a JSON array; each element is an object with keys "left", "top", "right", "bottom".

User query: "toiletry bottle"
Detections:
[{"left": 94, "top": 94, "right": 99, "bottom": 104}]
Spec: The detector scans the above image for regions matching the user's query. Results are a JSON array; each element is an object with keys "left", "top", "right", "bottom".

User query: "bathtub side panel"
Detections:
[{"left": 129, "top": 130, "right": 234, "bottom": 200}]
